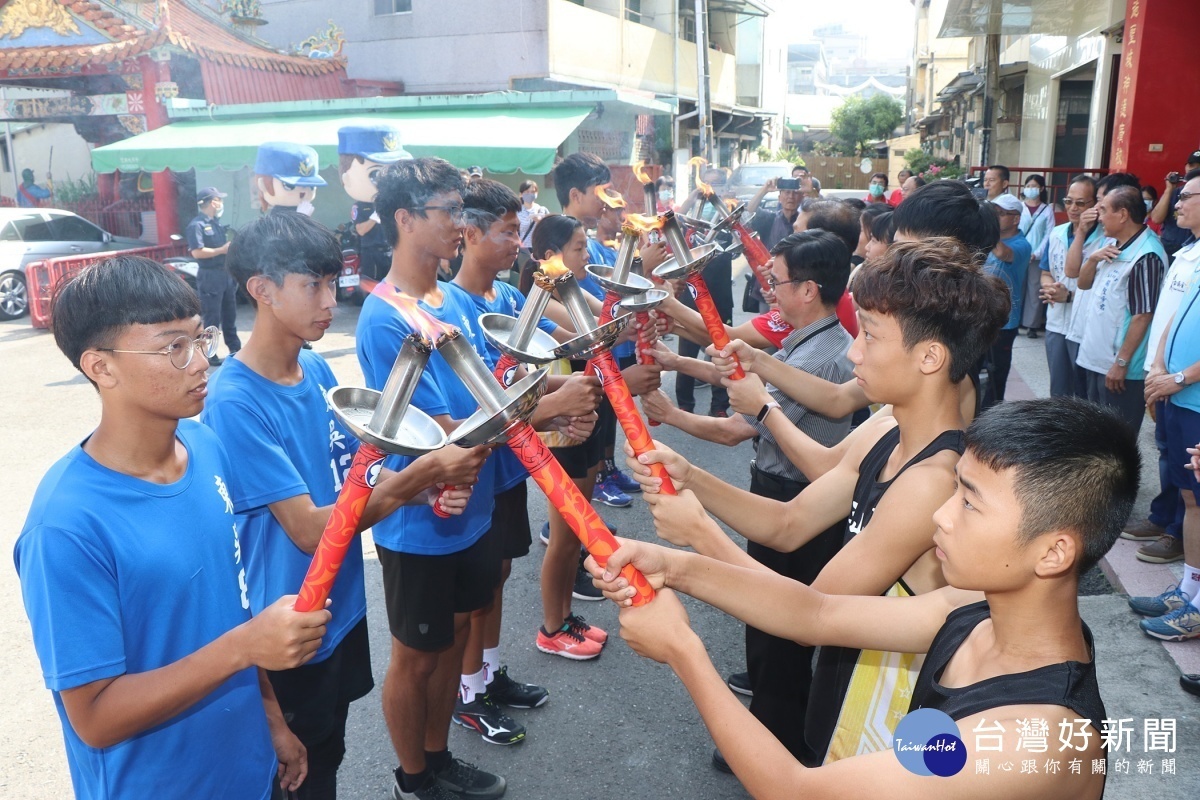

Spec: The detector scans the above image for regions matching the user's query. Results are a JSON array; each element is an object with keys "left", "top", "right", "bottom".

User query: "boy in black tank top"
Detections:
[
  {"left": 625, "top": 238, "right": 1009, "bottom": 762},
  {"left": 592, "top": 397, "right": 1137, "bottom": 799}
]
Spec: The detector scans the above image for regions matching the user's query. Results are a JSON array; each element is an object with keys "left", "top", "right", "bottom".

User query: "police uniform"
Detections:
[
  {"left": 185, "top": 191, "right": 241, "bottom": 354},
  {"left": 337, "top": 125, "right": 411, "bottom": 282}
]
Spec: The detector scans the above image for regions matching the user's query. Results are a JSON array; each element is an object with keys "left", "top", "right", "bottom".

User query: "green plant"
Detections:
[
  {"left": 904, "top": 149, "right": 964, "bottom": 182},
  {"left": 830, "top": 94, "right": 904, "bottom": 156},
  {"left": 53, "top": 174, "right": 99, "bottom": 205}
]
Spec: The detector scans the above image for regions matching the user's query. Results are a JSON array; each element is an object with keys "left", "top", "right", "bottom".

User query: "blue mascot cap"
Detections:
[
  {"left": 337, "top": 124, "right": 411, "bottom": 164},
  {"left": 254, "top": 141, "right": 327, "bottom": 187}
]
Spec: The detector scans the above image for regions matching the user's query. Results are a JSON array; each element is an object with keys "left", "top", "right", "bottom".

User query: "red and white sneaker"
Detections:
[
  {"left": 566, "top": 613, "right": 608, "bottom": 646},
  {"left": 536, "top": 623, "right": 603, "bottom": 660}
]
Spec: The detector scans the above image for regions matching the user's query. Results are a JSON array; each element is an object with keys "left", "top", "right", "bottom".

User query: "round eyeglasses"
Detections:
[{"left": 99, "top": 326, "right": 219, "bottom": 370}]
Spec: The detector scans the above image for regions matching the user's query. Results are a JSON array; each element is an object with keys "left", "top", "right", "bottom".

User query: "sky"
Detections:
[{"left": 773, "top": 0, "right": 917, "bottom": 61}]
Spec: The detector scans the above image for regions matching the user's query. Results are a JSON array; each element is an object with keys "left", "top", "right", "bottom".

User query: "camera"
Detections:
[
  {"left": 1169, "top": 172, "right": 1183, "bottom": 184},
  {"left": 777, "top": 178, "right": 801, "bottom": 191}
]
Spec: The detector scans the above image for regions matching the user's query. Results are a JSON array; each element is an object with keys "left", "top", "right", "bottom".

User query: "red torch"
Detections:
[
  {"left": 295, "top": 335, "right": 447, "bottom": 612},
  {"left": 556, "top": 271, "right": 678, "bottom": 495},
  {"left": 437, "top": 329, "right": 655, "bottom": 607},
  {"left": 654, "top": 211, "right": 747, "bottom": 381}
]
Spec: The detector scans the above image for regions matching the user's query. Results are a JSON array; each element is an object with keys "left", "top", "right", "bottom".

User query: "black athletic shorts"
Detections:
[
  {"left": 493, "top": 481, "right": 532, "bottom": 560},
  {"left": 267, "top": 616, "right": 373, "bottom": 746},
  {"left": 377, "top": 528, "right": 501, "bottom": 651}
]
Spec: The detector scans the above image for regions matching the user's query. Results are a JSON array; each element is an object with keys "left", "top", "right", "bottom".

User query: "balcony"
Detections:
[{"left": 546, "top": 0, "right": 737, "bottom": 107}]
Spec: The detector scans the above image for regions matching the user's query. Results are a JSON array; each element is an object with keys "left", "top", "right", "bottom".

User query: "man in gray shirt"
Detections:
[{"left": 641, "top": 230, "right": 854, "bottom": 765}]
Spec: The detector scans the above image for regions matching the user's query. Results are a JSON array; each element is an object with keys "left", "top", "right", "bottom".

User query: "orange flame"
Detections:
[
  {"left": 593, "top": 183, "right": 627, "bottom": 209},
  {"left": 688, "top": 156, "right": 713, "bottom": 196},
  {"left": 622, "top": 213, "right": 665, "bottom": 234},
  {"left": 538, "top": 254, "right": 570, "bottom": 278},
  {"left": 373, "top": 284, "right": 458, "bottom": 341},
  {"left": 633, "top": 161, "right": 652, "bottom": 184}
]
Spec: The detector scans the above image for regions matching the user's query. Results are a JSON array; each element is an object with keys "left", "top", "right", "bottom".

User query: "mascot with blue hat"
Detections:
[
  {"left": 254, "top": 141, "right": 326, "bottom": 215},
  {"left": 338, "top": 123, "right": 411, "bottom": 282}
]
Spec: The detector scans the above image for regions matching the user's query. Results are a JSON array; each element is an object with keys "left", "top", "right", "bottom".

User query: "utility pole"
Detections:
[
  {"left": 979, "top": 32, "right": 999, "bottom": 167},
  {"left": 694, "top": 0, "right": 713, "bottom": 163}
]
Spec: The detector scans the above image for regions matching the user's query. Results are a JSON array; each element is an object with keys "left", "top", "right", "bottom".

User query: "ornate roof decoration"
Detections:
[{"left": 0, "top": 0, "right": 345, "bottom": 76}]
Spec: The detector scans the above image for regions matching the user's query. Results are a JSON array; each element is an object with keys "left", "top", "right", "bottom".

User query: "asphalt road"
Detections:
[{"left": 1, "top": 295, "right": 1196, "bottom": 799}]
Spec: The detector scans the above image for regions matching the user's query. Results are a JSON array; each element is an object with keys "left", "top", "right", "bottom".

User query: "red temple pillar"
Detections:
[
  {"left": 1110, "top": 0, "right": 1200, "bottom": 182},
  {"left": 140, "top": 54, "right": 179, "bottom": 246}
]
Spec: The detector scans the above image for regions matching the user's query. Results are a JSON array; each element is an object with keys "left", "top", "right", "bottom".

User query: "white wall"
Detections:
[
  {"left": 1, "top": 123, "right": 93, "bottom": 203},
  {"left": 258, "top": 0, "right": 549, "bottom": 92}
]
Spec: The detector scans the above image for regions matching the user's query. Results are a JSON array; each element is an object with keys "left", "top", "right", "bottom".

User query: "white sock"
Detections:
[
  {"left": 1180, "top": 564, "right": 1200, "bottom": 606},
  {"left": 482, "top": 647, "right": 500, "bottom": 686},
  {"left": 460, "top": 667, "right": 486, "bottom": 704}
]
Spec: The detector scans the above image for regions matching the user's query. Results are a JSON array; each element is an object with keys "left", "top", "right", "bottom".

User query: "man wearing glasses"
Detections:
[{"left": 1038, "top": 175, "right": 1098, "bottom": 397}]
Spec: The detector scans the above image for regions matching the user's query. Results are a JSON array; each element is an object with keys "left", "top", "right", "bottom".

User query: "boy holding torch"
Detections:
[
  {"left": 15, "top": 257, "right": 330, "bottom": 798},
  {"left": 450, "top": 178, "right": 604, "bottom": 739},
  {"left": 202, "top": 211, "right": 486, "bottom": 797}
]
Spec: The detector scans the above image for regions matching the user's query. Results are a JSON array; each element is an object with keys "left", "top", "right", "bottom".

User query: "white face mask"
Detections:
[
  {"left": 1023, "top": 187, "right": 1040, "bottom": 200},
  {"left": 297, "top": 199, "right": 315, "bottom": 217},
  {"left": 215, "top": 207, "right": 225, "bottom": 219}
]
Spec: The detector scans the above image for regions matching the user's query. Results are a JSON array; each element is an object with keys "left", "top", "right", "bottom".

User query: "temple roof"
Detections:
[{"left": 0, "top": 0, "right": 345, "bottom": 76}]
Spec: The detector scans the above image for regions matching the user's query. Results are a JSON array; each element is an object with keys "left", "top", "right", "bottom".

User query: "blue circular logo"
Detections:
[{"left": 892, "top": 708, "right": 967, "bottom": 777}]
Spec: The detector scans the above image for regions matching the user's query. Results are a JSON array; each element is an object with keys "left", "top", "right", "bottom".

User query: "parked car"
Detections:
[
  {"left": 727, "top": 161, "right": 797, "bottom": 203},
  {"left": 0, "top": 208, "right": 149, "bottom": 320}
]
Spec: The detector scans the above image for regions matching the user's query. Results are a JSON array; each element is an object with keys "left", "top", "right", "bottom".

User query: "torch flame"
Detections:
[
  {"left": 593, "top": 183, "right": 627, "bottom": 209},
  {"left": 633, "top": 161, "right": 652, "bottom": 184},
  {"left": 688, "top": 156, "right": 713, "bottom": 197},
  {"left": 372, "top": 284, "right": 459, "bottom": 342},
  {"left": 537, "top": 253, "right": 570, "bottom": 279},
  {"left": 623, "top": 213, "right": 665, "bottom": 234}
]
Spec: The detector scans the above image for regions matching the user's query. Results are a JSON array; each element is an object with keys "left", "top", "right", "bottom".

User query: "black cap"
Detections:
[
  {"left": 1188, "top": 151, "right": 1200, "bottom": 166},
  {"left": 198, "top": 186, "right": 227, "bottom": 204}
]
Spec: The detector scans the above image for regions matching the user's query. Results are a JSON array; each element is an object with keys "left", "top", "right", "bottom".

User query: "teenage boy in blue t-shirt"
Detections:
[
  {"left": 357, "top": 158, "right": 510, "bottom": 800},
  {"left": 14, "top": 257, "right": 331, "bottom": 800},
  {"left": 203, "top": 212, "right": 487, "bottom": 798},
  {"left": 451, "top": 178, "right": 605, "bottom": 743}
]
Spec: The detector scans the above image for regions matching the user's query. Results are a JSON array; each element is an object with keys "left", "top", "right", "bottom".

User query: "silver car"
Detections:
[{"left": 0, "top": 208, "right": 149, "bottom": 320}]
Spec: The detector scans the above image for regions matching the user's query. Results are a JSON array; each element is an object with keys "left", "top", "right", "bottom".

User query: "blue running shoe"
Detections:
[
  {"left": 609, "top": 466, "right": 642, "bottom": 494},
  {"left": 539, "top": 521, "right": 550, "bottom": 546},
  {"left": 1140, "top": 602, "right": 1200, "bottom": 641},
  {"left": 592, "top": 475, "right": 632, "bottom": 508},
  {"left": 1128, "top": 584, "right": 1190, "bottom": 617}
]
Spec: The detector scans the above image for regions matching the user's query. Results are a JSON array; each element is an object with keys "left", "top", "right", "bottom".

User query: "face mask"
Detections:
[
  {"left": 869, "top": 184, "right": 885, "bottom": 198},
  {"left": 215, "top": 207, "right": 225, "bottom": 219},
  {"left": 659, "top": 190, "right": 673, "bottom": 201},
  {"left": 1023, "top": 187, "right": 1040, "bottom": 200},
  {"left": 522, "top": 192, "right": 536, "bottom": 204},
  {"left": 296, "top": 199, "right": 315, "bottom": 217},
  {"left": 1145, "top": 199, "right": 1154, "bottom": 211}
]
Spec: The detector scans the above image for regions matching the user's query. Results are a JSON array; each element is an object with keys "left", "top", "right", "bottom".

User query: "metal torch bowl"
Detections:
[
  {"left": 616, "top": 288, "right": 670, "bottom": 315},
  {"left": 447, "top": 367, "right": 550, "bottom": 447},
  {"left": 553, "top": 314, "right": 629, "bottom": 360},
  {"left": 328, "top": 387, "right": 449, "bottom": 456},
  {"left": 478, "top": 313, "right": 563, "bottom": 365},
  {"left": 585, "top": 265, "right": 655, "bottom": 297},
  {"left": 651, "top": 241, "right": 722, "bottom": 281}
]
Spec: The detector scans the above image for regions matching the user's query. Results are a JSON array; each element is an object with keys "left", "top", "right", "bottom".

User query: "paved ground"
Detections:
[{"left": 1, "top": 291, "right": 1196, "bottom": 798}]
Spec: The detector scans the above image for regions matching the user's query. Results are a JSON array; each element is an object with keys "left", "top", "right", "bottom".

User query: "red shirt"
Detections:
[{"left": 748, "top": 290, "right": 858, "bottom": 348}]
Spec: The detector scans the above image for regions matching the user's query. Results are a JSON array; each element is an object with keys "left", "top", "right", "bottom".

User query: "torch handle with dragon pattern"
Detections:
[
  {"left": 590, "top": 348, "right": 677, "bottom": 494},
  {"left": 296, "top": 442, "right": 387, "bottom": 612},
  {"left": 686, "top": 273, "right": 745, "bottom": 381},
  {"left": 507, "top": 422, "right": 654, "bottom": 606}
]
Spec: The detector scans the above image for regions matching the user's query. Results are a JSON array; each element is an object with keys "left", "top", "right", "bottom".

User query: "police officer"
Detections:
[
  {"left": 338, "top": 124, "right": 411, "bottom": 282},
  {"left": 186, "top": 187, "right": 240, "bottom": 366}
]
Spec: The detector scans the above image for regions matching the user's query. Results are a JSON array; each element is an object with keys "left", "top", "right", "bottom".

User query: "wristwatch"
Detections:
[
  {"left": 1175, "top": 372, "right": 1188, "bottom": 385},
  {"left": 756, "top": 401, "right": 781, "bottom": 422},
  {"left": 1115, "top": 357, "right": 1129, "bottom": 368}
]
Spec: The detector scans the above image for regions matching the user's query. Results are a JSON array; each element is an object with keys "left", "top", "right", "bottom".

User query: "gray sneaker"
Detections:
[
  {"left": 1136, "top": 534, "right": 1185, "bottom": 564},
  {"left": 1128, "top": 584, "right": 1191, "bottom": 617},
  {"left": 434, "top": 757, "right": 505, "bottom": 799},
  {"left": 392, "top": 774, "right": 458, "bottom": 800}
]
